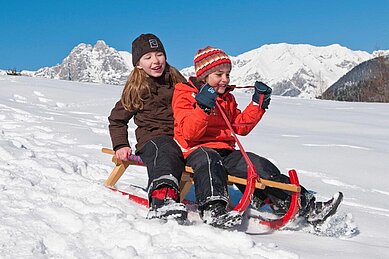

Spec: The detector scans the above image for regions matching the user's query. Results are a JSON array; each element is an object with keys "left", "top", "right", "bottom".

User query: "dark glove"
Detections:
[
  {"left": 195, "top": 84, "right": 218, "bottom": 110},
  {"left": 252, "top": 81, "right": 272, "bottom": 109}
]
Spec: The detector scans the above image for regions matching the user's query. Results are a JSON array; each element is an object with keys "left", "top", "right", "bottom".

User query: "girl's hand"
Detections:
[{"left": 115, "top": 147, "right": 132, "bottom": 161}]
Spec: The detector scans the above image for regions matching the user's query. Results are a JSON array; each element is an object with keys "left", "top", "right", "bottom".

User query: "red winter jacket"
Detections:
[{"left": 172, "top": 77, "right": 266, "bottom": 158}]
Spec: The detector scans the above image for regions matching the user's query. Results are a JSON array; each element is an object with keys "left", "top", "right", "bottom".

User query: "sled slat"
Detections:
[
  {"left": 102, "top": 148, "right": 300, "bottom": 193},
  {"left": 102, "top": 148, "right": 115, "bottom": 155},
  {"left": 259, "top": 179, "right": 300, "bottom": 192},
  {"left": 227, "top": 175, "right": 265, "bottom": 189},
  {"left": 183, "top": 166, "right": 299, "bottom": 192}
]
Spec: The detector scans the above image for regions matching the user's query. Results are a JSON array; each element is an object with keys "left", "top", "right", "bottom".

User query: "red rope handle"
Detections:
[
  {"left": 215, "top": 98, "right": 263, "bottom": 213},
  {"left": 229, "top": 84, "right": 266, "bottom": 123},
  {"left": 229, "top": 85, "right": 254, "bottom": 89}
]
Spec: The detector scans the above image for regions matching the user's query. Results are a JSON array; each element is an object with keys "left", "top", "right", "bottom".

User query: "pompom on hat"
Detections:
[
  {"left": 194, "top": 46, "right": 232, "bottom": 80},
  {"left": 131, "top": 33, "right": 166, "bottom": 66}
]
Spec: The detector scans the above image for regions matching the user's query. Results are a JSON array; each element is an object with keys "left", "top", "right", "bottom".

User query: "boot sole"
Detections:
[
  {"left": 147, "top": 203, "right": 188, "bottom": 221},
  {"left": 210, "top": 211, "right": 243, "bottom": 229}
]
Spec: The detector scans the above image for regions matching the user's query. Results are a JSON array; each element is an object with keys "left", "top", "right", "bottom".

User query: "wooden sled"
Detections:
[{"left": 102, "top": 147, "right": 301, "bottom": 229}]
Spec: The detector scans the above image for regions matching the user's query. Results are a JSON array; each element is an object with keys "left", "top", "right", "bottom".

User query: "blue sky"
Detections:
[{"left": 1, "top": 0, "right": 388, "bottom": 71}]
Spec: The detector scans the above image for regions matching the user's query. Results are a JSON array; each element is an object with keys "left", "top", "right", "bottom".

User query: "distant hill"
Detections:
[{"left": 320, "top": 55, "right": 389, "bottom": 102}]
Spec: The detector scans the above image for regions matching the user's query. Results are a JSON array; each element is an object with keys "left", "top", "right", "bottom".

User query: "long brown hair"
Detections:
[{"left": 121, "top": 64, "right": 186, "bottom": 111}]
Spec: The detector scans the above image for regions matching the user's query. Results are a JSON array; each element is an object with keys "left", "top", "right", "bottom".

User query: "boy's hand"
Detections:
[
  {"left": 195, "top": 84, "right": 218, "bottom": 109},
  {"left": 252, "top": 81, "right": 272, "bottom": 109}
]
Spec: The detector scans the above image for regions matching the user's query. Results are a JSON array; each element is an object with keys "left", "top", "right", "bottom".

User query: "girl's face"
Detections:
[
  {"left": 137, "top": 51, "right": 166, "bottom": 77},
  {"left": 205, "top": 67, "right": 231, "bottom": 94}
]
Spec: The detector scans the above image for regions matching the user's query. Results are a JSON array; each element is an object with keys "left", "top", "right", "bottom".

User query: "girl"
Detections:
[
  {"left": 108, "top": 34, "right": 188, "bottom": 221},
  {"left": 172, "top": 46, "right": 343, "bottom": 228}
]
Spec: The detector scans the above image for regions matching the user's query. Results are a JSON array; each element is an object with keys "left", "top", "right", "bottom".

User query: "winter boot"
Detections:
[
  {"left": 146, "top": 186, "right": 188, "bottom": 222},
  {"left": 305, "top": 192, "right": 343, "bottom": 225},
  {"left": 247, "top": 189, "right": 271, "bottom": 211},
  {"left": 270, "top": 200, "right": 291, "bottom": 216},
  {"left": 200, "top": 200, "right": 242, "bottom": 229},
  {"left": 250, "top": 195, "right": 264, "bottom": 210}
]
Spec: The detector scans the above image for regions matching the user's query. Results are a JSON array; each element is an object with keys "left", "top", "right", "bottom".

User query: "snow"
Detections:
[{"left": 1, "top": 75, "right": 388, "bottom": 258}]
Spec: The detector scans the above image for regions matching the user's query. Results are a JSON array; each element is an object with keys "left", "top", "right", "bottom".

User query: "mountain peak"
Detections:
[
  {"left": 95, "top": 40, "right": 107, "bottom": 46},
  {"left": 94, "top": 40, "right": 108, "bottom": 50},
  {"left": 35, "top": 40, "right": 131, "bottom": 85}
]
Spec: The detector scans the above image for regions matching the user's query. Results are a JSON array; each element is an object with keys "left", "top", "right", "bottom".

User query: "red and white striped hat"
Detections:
[{"left": 194, "top": 46, "right": 232, "bottom": 80}]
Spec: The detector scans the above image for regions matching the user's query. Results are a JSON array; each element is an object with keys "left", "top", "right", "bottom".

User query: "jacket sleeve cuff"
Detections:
[{"left": 113, "top": 144, "right": 130, "bottom": 151}]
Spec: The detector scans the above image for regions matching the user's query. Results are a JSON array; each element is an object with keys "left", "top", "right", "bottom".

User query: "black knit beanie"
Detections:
[{"left": 131, "top": 33, "right": 166, "bottom": 66}]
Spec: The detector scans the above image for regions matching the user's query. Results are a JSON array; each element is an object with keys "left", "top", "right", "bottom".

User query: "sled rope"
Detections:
[
  {"left": 215, "top": 93, "right": 301, "bottom": 228},
  {"left": 215, "top": 101, "right": 260, "bottom": 214}
]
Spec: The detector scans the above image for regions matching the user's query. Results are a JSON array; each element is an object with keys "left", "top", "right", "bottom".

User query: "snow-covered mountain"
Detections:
[
  {"left": 33, "top": 41, "right": 386, "bottom": 98},
  {"left": 35, "top": 40, "right": 133, "bottom": 85},
  {"left": 182, "top": 43, "right": 373, "bottom": 98},
  {"left": 372, "top": 49, "right": 389, "bottom": 58}
]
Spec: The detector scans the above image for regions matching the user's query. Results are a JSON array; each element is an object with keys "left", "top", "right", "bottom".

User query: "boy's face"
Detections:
[
  {"left": 137, "top": 51, "right": 166, "bottom": 77},
  {"left": 205, "top": 67, "right": 231, "bottom": 94}
]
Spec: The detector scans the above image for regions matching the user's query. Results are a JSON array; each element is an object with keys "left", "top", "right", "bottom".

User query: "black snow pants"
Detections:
[
  {"left": 137, "top": 136, "right": 185, "bottom": 202},
  {"left": 186, "top": 147, "right": 312, "bottom": 211}
]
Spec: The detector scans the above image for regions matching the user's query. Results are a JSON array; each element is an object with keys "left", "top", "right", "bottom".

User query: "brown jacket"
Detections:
[{"left": 108, "top": 71, "right": 176, "bottom": 152}]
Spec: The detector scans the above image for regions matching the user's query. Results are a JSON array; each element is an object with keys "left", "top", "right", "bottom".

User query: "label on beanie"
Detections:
[{"left": 149, "top": 39, "right": 159, "bottom": 48}]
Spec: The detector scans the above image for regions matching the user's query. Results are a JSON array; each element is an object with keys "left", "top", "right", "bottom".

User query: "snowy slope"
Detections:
[{"left": 1, "top": 75, "right": 388, "bottom": 258}]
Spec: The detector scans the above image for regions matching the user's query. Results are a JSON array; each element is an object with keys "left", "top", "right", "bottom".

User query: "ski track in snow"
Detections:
[
  {"left": 1, "top": 75, "right": 389, "bottom": 258},
  {"left": 372, "top": 189, "right": 389, "bottom": 196},
  {"left": 302, "top": 143, "right": 371, "bottom": 150}
]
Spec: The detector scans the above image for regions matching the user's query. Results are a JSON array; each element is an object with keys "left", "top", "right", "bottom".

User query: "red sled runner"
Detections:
[{"left": 102, "top": 102, "right": 302, "bottom": 230}]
